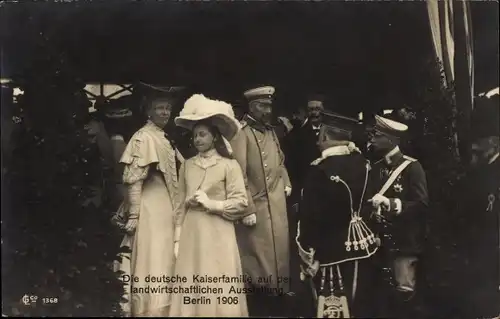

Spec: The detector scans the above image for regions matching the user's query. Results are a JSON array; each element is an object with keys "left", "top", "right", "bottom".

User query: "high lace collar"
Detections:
[
  {"left": 194, "top": 148, "right": 221, "bottom": 169},
  {"left": 199, "top": 148, "right": 218, "bottom": 158}
]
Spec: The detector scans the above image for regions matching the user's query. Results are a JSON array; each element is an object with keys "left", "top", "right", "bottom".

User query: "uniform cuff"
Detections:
[
  {"left": 391, "top": 198, "right": 402, "bottom": 215},
  {"left": 207, "top": 200, "right": 225, "bottom": 214},
  {"left": 214, "top": 200, "right": 225, "bottom": 213}
]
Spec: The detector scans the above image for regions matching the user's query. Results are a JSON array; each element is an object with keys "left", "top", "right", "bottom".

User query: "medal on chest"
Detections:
[
  {"left": 393, "top": 175, "right": 403, "bottom": 193},
  {"left": 380, "top": 167, "right": 404, "bottom": 194},
  {"left": 380, "top": 167, "right": 390, "bottom": 179}
]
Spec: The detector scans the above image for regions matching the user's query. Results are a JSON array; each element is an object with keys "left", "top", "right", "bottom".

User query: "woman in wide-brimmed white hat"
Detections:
[{"left": 169, "top": 94, "right": 249, "bottom": 317}]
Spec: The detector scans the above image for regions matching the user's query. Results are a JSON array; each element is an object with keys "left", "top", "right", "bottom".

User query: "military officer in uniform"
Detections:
[
  {"left": 367, "top": 115, "right": 429, "bottom": 318},
  {"left": 454, "top": 88, "right": 500, "bottom": 318},
  {"left": 230, "top": 86, "right": 293, "bottom": 317},
  {"left": 296, "top": 110, "right": 379, "bottom": 318}
]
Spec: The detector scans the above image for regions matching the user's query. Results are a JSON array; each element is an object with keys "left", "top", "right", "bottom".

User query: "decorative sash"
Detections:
[{"left": 377, "top": 158, "right": 413, "bottom": 197}]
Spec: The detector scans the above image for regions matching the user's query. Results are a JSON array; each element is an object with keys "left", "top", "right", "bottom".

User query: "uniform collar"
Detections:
[
  {"left": 243, "top": 114, "right": 274, "bottom": 133},
  {"left": 321, "top": 145, "right": 351, "bottom": 159},
  {"left": 385, "top": 146, "right": 403, "bottom": 165}
]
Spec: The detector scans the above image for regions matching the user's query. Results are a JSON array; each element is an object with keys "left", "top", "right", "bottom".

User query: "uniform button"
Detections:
[
  {"left": 266, "top": 177, "right": 270, "bottom": 180},
  {"left": 262, "top": 152, "right": 265, "bottom": 155},
  {"left": 264, "top": 163, "right": 268, "bottom": 167}
]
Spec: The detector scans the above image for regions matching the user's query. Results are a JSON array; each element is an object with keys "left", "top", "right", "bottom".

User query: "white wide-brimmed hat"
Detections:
[{"left": 174, "top": 94, "right": 241, "bottom": 140}]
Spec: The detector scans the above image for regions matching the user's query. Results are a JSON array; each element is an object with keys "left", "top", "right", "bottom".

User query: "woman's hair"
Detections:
[{"left": 192, "top": 120, "right": 233, "bottom": 159}]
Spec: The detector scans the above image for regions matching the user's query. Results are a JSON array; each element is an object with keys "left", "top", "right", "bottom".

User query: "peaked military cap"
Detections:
[
  {"left": 374, "top": 114, "right": 408, "bottom": 139},
  {"left": 243, "top": 86, "right": 275, "bottom": 104},
  {"left": 321, "top": 110, "right": 360, "bottom": 136}
]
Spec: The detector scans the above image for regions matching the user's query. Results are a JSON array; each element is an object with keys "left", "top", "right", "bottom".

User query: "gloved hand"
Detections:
[
  {"left": 242, "top": 213, "right": 257, "bottom": 226},
  {"left": 193, "top": 190, "right": 209, "bottom": 206},
  {"left": 369, "top": 194, "right": 390, "bottom": 210},
  {"left": 111, "top": 213, "right": 127, "bottom": 229},
  {"left": 174, "top": 241, "right": 179, "bottom": 259},
  {"left": 300, "top": 260, "right": 320, "bottom": 280},
  {"left": 285, "top": 186, "right": 292, "bottom": 197},
  {"left": 174, "top": 226, "right": 181, "bottom": 258},
  {"left": 194, "top": 190, "right": 221, "bottom": 212},
  {"left": 186, "top": 195, "right": 199, "bottom": 208}
]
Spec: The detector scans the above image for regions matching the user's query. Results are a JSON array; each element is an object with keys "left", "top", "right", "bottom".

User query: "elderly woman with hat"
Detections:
[
  {"left": 113, "top": 93, "right": 184, "bottom": 317},
  {"left": 169, "top": 94, "right": 249, "bottom": 317}
]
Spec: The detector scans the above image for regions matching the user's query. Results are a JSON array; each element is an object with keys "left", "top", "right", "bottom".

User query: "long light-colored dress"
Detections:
[
  {"left": 169, "top": 149, "right": 249, "bottom": 317},
  {"left": 114, "top": 121, "right": 183, "bottom": 316}
]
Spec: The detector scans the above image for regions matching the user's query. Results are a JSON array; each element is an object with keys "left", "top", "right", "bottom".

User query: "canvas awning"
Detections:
[{"left": 1, "top": 1, "right": 497, "bottom": 114}]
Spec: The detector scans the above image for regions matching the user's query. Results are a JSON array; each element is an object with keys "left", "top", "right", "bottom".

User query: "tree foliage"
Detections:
[
  {"left": 410, "top": 58, "right": 466, "bottom": 317},
  {"left": 2, "top": 51, "right": 124, "bottom": 316}
]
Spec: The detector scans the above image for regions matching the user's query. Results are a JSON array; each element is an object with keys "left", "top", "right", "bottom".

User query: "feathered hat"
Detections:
[{"left": 174, "top": 94, "right": 241, "bottom": 140}]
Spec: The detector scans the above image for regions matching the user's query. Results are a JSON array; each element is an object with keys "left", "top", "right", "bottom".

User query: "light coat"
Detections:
[{"left": 230, "top": 114, "right": 291, "bottom": 292}]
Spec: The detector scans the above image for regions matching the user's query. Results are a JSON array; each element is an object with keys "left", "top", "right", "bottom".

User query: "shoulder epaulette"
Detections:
[
  {"left": 403, "top": 155, "right": 417, "bottom": 162},
  {"left": 310, "top": 157, "right": 324, "bottom": 166}
]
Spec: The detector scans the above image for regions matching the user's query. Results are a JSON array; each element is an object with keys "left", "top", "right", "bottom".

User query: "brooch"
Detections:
[{"left": 394, "top": 184, "right": 403, "bottom": 193}]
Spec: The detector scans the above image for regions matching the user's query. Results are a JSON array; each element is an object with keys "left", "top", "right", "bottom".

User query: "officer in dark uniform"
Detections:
[
  {"left": 454, "top": 88, "right": 499, "bottom": 318},
  {"left": 367, "top": 115, "right": 429, "bottom": 318},
  {"left": 296, "top": 110, "right": 379, "bottom": 318}
]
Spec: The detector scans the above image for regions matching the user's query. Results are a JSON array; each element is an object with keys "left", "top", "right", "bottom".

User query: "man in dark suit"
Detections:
[
  {"left": 367, "top": 115, "right": 429, "bottom": 318},
  {"left": 454, "top": 89, "right": 499, "bottom": 318},
  {"left": 296, "top": 110, "right": 379, "bottom": 318},
  {"left": 287, "top": 95, "right": 325, "bottom": 205}
]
